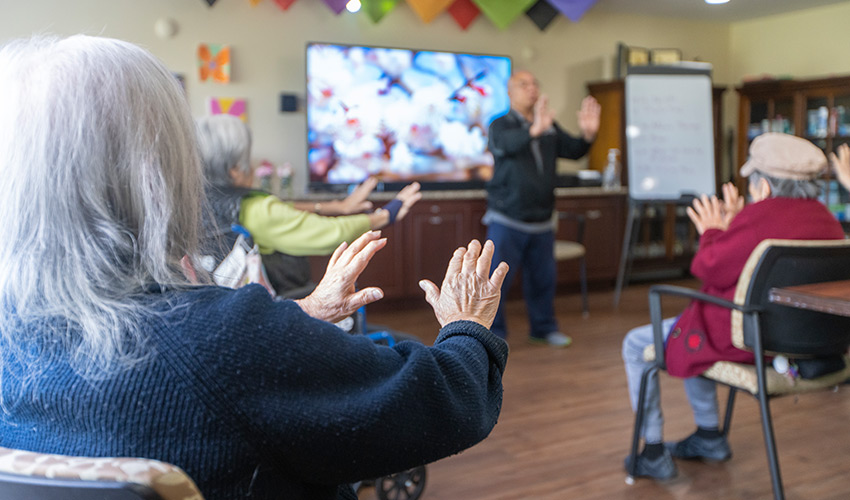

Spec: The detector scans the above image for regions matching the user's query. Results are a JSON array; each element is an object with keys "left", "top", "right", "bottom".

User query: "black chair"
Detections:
[
  {"left": 627, "top": 238, "right": 850, "bottom": 500},
  {"left": 555, "top": 211, "right": 589, "bottom": 317},
  {"left": 0, "top": 446, "right": 203, "bottom": 500}
]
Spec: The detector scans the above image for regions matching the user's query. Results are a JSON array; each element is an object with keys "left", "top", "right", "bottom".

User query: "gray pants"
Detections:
[{"left": 622, "top": 318, "right": 719, "bottom": 443}]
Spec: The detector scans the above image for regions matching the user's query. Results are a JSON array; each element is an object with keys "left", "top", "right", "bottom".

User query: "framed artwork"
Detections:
[
  {"left": 651, "top": 48, "right": 683, "bottom": 65},
  {"left": 627, "top": 46, "right": 650, "bottom": 67}
]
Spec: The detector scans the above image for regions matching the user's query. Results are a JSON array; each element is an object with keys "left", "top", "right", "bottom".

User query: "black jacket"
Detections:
[{"left": 486, "top": 110, "right": 591, "bottom": 222}]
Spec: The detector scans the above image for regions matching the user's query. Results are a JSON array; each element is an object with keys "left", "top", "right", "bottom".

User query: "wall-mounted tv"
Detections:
[{"left": 306, "top": 42, "right": 511, "bottom": 192}]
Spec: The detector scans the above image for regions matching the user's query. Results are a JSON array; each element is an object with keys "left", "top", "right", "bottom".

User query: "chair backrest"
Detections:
[
  {"left": 0, "top": 447, "right": 204, "bottom": 500},
  {"left": 731, "top": 238, "right": 850, "bottom": 357}
]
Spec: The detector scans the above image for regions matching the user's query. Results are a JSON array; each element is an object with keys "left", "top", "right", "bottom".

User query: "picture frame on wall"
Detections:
[
  {"left": 616, "top": 43, "right": 650, "bottom": 78},
  {"left": 650, "top": 48, "right": 683, "bottom": 65},
  {"left": 627, "top": 46, "right": 650, "bottom": 67}
]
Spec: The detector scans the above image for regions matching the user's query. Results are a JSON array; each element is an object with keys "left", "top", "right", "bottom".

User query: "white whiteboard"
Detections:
[{"left": 625, "top": 74, "right": 715, "bottom": 200}]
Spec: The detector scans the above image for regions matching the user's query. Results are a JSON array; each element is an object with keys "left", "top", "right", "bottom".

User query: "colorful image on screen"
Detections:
[{"left": 307, "top": 43, "right": 511, "bottom": 189}]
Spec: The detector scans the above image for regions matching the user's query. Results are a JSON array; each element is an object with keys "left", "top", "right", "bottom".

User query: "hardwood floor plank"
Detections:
[{"left": 359, "top": 280, "right": 850, "bottom": 500}]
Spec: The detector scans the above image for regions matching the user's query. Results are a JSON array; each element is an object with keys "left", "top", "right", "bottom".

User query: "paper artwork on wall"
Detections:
[
  {"left": 274, "top": 0, "right": 298, "bottom": 9},
  {"left": 198, "top": 43, "right": 231, "bottom": 84},
  {"left": 447, "top": 0, "right": 480, "bottom": 30},
  {"left": 209, "top": 97, "right": 247, "bottom": 122},
  {"left": 405, "top": 0, "right": 454, "bottom": 23}
]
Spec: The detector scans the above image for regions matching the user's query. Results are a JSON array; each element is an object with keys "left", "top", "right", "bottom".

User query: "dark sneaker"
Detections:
[
  {"left": 666, "top": 432, "right": 732, "bottom": 462},
  {"left": 623, "top": 448, "right": 678, "bottom": 480}
]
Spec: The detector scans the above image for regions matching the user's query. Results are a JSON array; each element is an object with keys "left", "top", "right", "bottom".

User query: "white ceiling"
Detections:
[{"left": 593, "top": 0, "right": 850, "bottom": 22}]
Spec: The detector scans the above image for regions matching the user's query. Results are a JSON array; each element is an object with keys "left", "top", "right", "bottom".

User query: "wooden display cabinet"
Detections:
[{"left": 736, "top": 75, "right": 850, "bottom": 211}]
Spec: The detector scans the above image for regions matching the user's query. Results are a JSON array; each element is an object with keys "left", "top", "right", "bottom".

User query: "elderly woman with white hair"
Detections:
[
  {"left": 196, "top": 114, "right": 421, "bottom": 294},
  {"left": 0, "top": 34, "right": 509, "bottom": 500}
]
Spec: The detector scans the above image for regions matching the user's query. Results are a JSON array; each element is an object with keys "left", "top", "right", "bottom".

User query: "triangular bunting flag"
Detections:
[
  {"left": 547, "top": 0, "right": 597, "bottom": 22},
  {"left": 362, "top": 0, "right": 400, "bottom": 23},
  {"left": 526, "top": 0, "right": 558, "bottom": 31},
  {"left": 248, "top": 0, "right": 262, "bottom": 6},
  {"left": 273, "top": 0, "right": 298, "bottom": 9},
  {"left": 321, "top": 0, "right": 349, "bottom": 14},
  {"left": 406, "top": 0, "right": 454, "bottom": 24},
  {"left": 472, "top": 0, "right": 537, "bottom": 30},
  {"left": 448, "top": 0, "right": 479, "bottom": 30},
  {"left": 203, "top": 0, "right": 218, "bottom": 6}
]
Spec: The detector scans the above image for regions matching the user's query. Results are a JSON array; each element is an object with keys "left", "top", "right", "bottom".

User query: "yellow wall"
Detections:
[
  {"left": 0, "top": 0, "right": 736, "bottom": 190},
  {"left": 7, "top": 1, "right": 848, "bottom": 191},
  {"left": 730, "top": 2, "right": 850, "bottom": 80}
]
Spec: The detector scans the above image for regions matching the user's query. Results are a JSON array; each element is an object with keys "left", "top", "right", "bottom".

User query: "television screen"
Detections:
[{"left": 306, "top": 43, "right": 511, "bottom": 191}]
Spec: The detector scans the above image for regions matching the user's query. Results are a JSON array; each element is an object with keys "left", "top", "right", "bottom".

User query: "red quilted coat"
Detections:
[{"left": 665, "top": 197, "right": 845, "bottom": 378}]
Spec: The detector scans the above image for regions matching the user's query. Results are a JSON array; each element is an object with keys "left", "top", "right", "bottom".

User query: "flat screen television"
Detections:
[{"left": 306, "top": 42, "right": 511, "bottom": 192}]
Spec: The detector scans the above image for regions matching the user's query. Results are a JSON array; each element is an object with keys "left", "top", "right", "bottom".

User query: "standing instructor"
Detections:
[{"left": 485, "top": 70, "right": 601, "bottom": 346}]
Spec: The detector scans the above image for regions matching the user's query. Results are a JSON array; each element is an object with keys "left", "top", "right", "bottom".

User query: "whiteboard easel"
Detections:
[{"left": 614, "top": 65, "right": 716, "bottom": 306}]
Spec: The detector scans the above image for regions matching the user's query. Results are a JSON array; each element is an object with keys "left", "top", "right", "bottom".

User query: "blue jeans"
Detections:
[
  {"left": 622, "top": 318, "right": 719, "bottom": 443},
  {"left": 486, "top": 221, "right": 557, "bottom": 339}
]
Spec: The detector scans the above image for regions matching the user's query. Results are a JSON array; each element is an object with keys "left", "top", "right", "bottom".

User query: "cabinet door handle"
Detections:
[
  {"left": 586, "top": 209, "right": 603, "bottom": 220},
  {"left": 429, "top": 216, "right": 443, "bottom": 225}
]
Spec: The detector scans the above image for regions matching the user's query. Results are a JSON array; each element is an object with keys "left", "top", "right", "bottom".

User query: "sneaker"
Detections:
[
  {"left": 623, "top": 447, "right": 678, "bottom": 480},
  {"left": 528, "top": 332, "right": 572, "bottom": 347},
  {"left": 666, "top": 432, "right": 732, "bottom": 462}
]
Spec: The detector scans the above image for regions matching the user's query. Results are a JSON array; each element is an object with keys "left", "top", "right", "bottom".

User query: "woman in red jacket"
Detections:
[{"left": 622, "top": 133, "right": 846, "bottom": 480}]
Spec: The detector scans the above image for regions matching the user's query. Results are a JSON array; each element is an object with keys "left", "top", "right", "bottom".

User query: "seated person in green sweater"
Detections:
[
  {"left": 0, "top": 34, "right": 510, "bottom": 500},
  {"left": 195, "top": 114, "right": 422, "bottom": 294}
]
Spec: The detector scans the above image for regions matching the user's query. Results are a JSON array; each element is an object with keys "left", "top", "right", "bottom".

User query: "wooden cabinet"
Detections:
[
  {"left": 310, "top": 190, "right": 626, "bottom": 301},
  {"left": 736, "top": 76, "right": 850, "bottom": 214}
]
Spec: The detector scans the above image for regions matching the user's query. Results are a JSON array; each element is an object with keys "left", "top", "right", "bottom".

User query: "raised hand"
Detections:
[
  {"left": 418, "top": 240, "right": 509, "bottom": 329},
  {"left": 295, "top": 231, "right": 386, "bottom": 323},
  {"left": 530, "top": 94, "right": 554, "bottom": 137},
  {"left": 720, "top": 182, "right": 744, "bottom": 226},
  {"left": 392, "top": 181, "right": 422, "bottom": 223},
  {"left": 686, "top": 194, "right": 728, "bottom": 235},
  {"left": 830, "top": 143, "right": 850, "bottom": 191},
  {"left": 577, "top": 95, "right": 601, "bottom": 142}
]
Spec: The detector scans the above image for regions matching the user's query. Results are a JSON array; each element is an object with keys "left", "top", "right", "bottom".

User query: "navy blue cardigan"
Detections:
[{"left": 0, "top": 285, "right": 508, "bottom": 499}]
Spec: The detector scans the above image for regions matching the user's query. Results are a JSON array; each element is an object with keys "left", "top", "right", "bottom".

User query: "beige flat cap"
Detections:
[{"left": 740, "top": 132, "right": 827, "bottom": 180}]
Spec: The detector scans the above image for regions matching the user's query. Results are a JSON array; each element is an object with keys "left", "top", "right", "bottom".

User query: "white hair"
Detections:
[
  {"left": 0, "top": 35, "right": 205, "bottom": 383},
  {"left": 195, "top": 114, "right": 252, "bottom": 187}
]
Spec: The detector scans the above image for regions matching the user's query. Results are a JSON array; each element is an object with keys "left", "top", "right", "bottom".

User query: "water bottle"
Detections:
[{"left": 602, "top": 148, "right": 621, "bottom": 190}]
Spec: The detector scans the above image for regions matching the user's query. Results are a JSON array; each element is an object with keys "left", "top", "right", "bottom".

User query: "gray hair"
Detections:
[
  {"left": 195, "top": 114, "right": 252, "bottom": 187},
  {"left": 748, "top": 171, "right": 822, "bottom": 200},
  {"left": 0, "top": 35, "right": 204, "bottom": 382}
]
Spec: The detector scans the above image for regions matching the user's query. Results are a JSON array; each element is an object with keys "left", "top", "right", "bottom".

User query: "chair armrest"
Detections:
[
  {"left": 647, "top": 284, "right": 759, "bottom": 371},
  {"left": 557, "top": 211, "right": 586, "bottom": 245}
]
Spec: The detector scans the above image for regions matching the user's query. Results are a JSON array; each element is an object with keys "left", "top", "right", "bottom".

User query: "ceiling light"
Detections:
[
  {"left": 346, "top": 0, "right": 361, "bottom": 12},
  {"left": 705, "top": 0, "right": 730, "bottom": 4}
]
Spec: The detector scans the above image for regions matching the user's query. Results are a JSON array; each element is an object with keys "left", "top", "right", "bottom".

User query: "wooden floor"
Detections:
[{"left": 359, "top": 279, "right": 850, "bottom": 500}]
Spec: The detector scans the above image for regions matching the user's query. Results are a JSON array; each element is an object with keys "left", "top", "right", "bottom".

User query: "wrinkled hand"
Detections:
[
  {"left": 577, "top": 95, "right": 601, "bottom": 141},
  {"left": 418, "top": 240, "right": 509, "bottom": 329},
  {"left": 393, "top": 181, "right": 422, "bottom": 222},
  {"left": 530, "top": 94, "right": 554, "bottom": 137},
  {"left": 686, "top": 194, "right": 728, "bottom": 235},
  {"left": 720, "top": 182, "right": 744, "bottom": 226},
  {"left": 332, "top": 177, "right": 378, "bottom": 215},
  {"left": 830, "top": 143, "right": 850, "bottom": 191},
  {"left": 295, "top": 231, "right": 386, "bottom": 323}
]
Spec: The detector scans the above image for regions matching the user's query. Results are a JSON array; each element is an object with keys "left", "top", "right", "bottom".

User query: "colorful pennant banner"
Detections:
[
  {"left": 472, "top": 0, "right": 537, "bottom": 30},
  {"left": 362, "top": 0, "right": 400, "bottom": 23},
  {"left": 526, "top": 0, "right": 558, "bottom": 31},
  {"left": 547, "top": 0, "right": 598, "bottom": 23},
  {"left": 448, "top": 0, "right": 480, "bottom": 30},
  {"left": 273, "top": 0, "right": 298, "bottom": 9},
  {"left": 406, "top": 0, "right": 454, "bottom": 24},
  {"left": 321, "top": 0, "right": 349, "bottom": 14}
]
